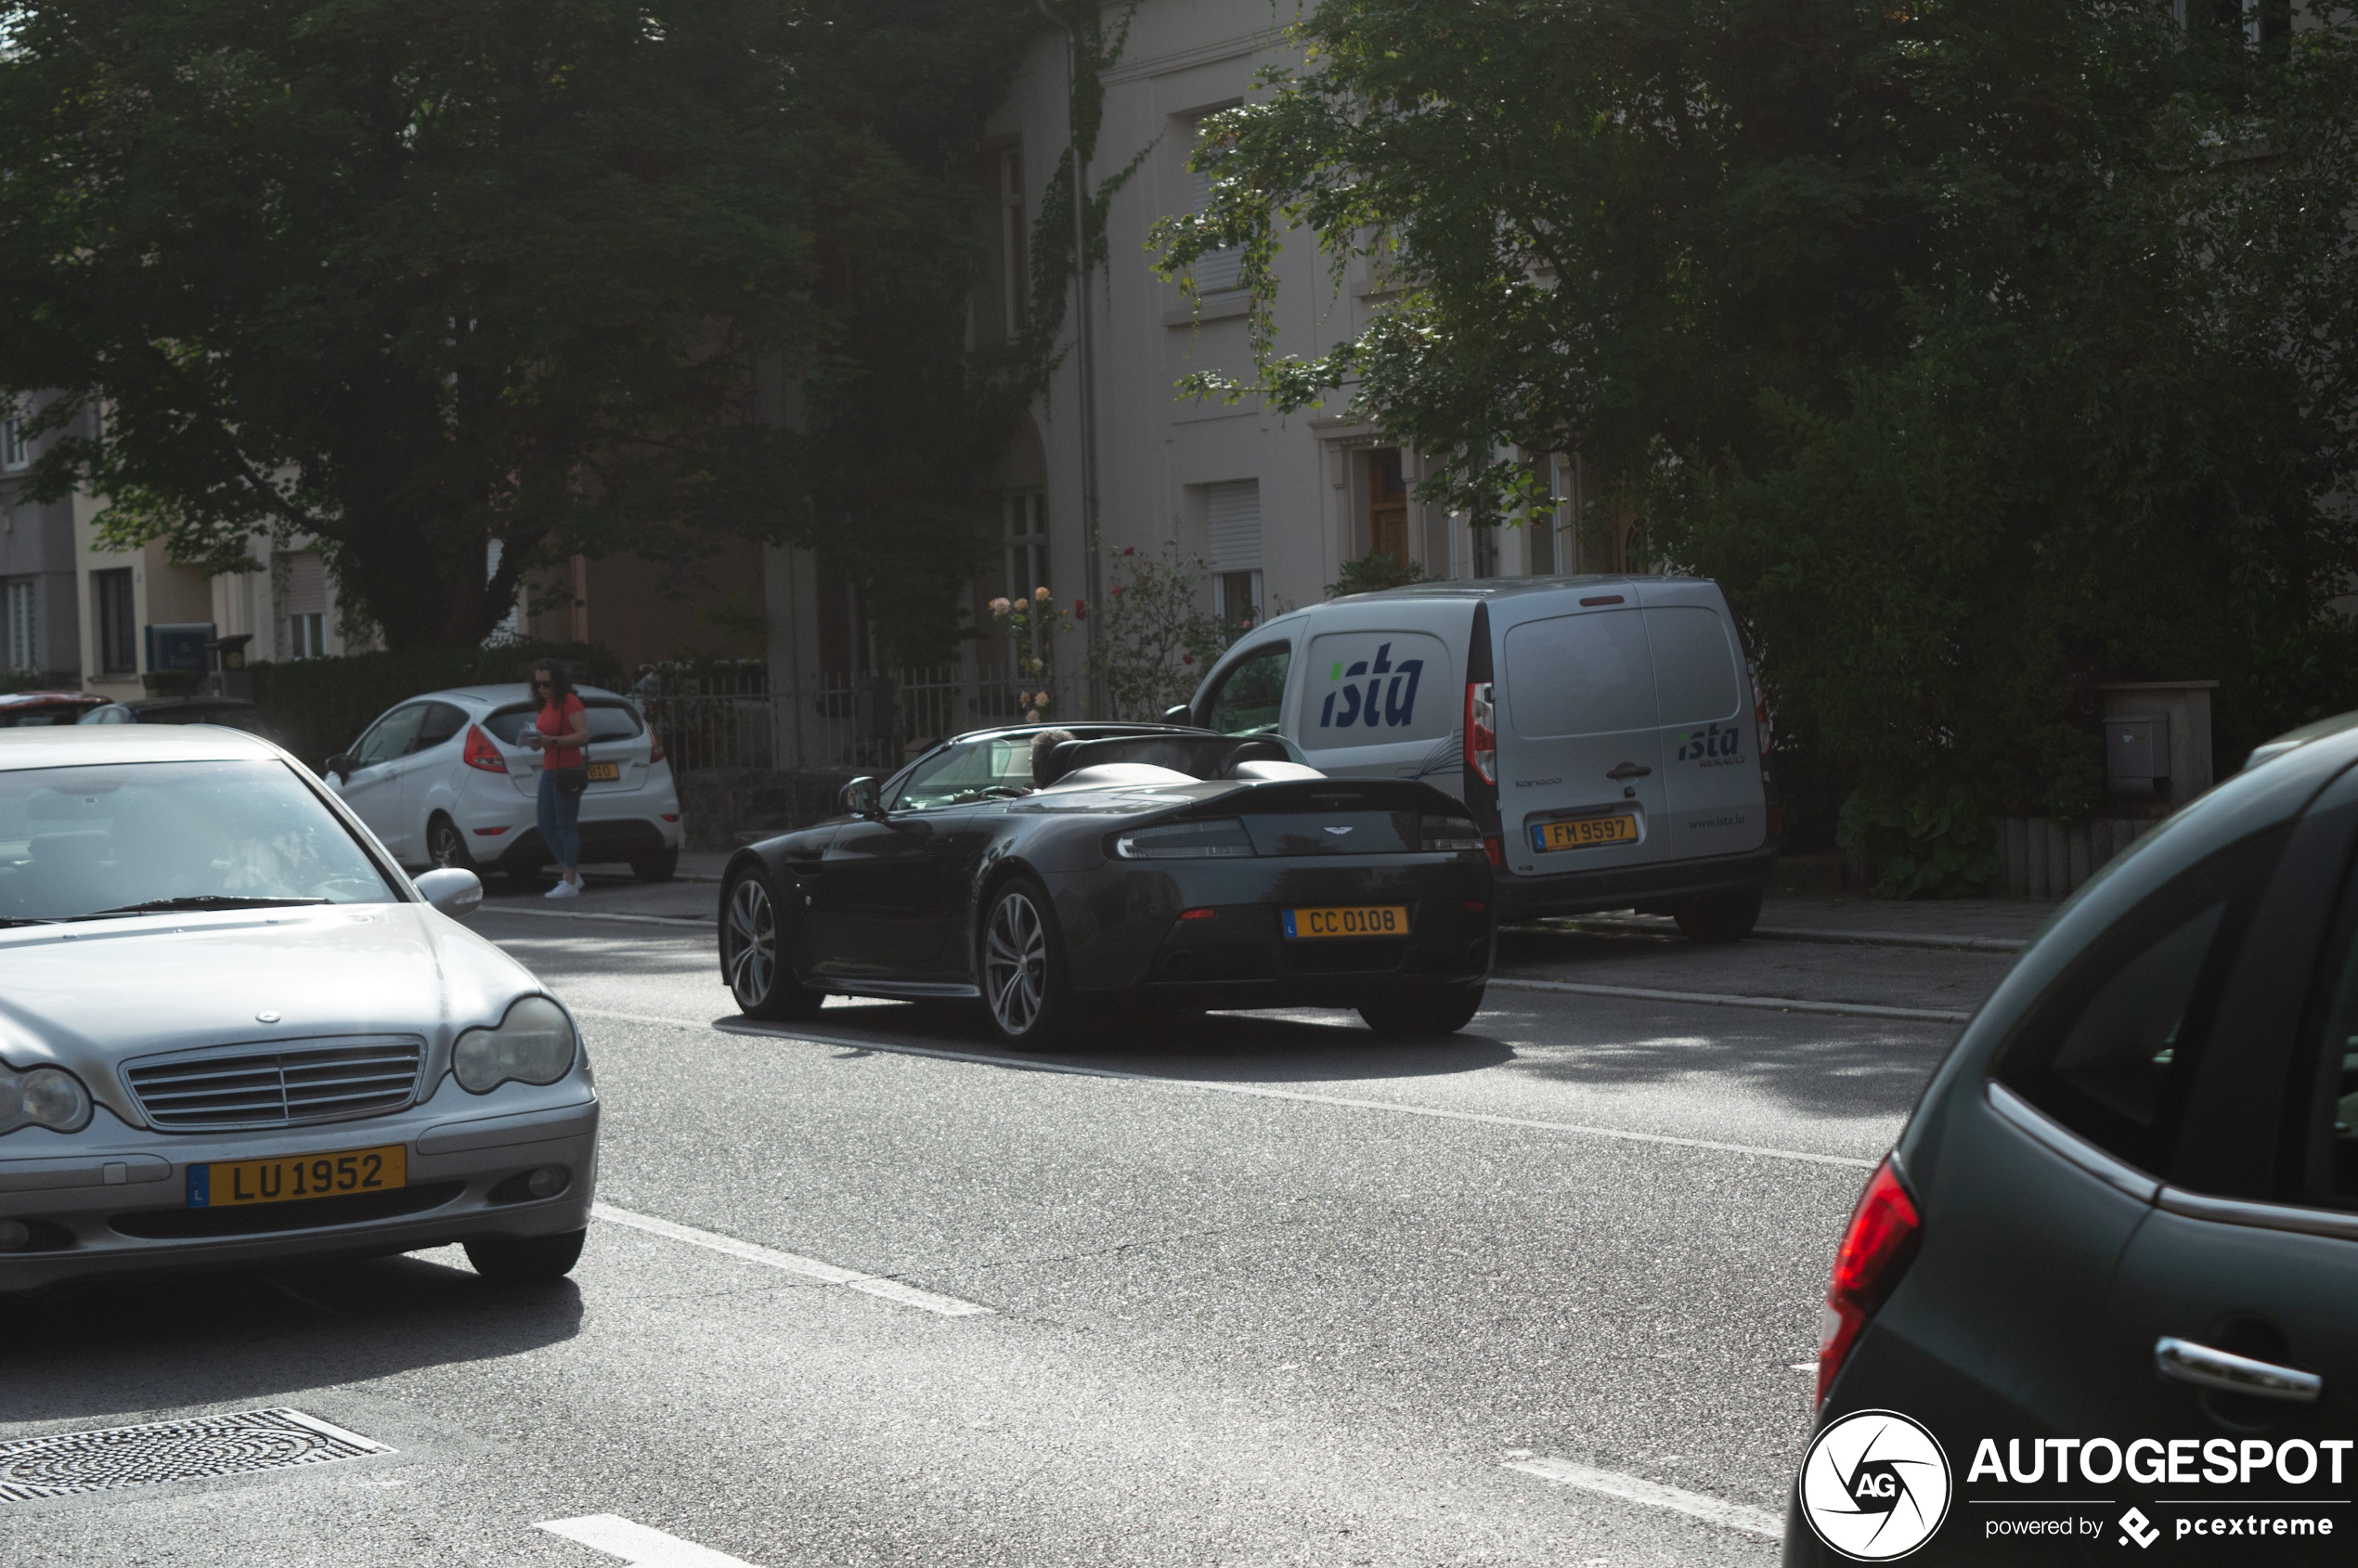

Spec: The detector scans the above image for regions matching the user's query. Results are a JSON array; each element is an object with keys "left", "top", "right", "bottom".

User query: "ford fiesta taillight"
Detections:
[
  {"left": 648, "top": 729, "right": 666, "bottom": 765},
  {"left": 462, "top": 724, "right": 508, "bottom": 773},
  {"left": 1464, "top": 681, "right": 1496, "bottom": 785},
  {"left": 1817, "top": 1155, "right": 1921, "bottom": 1407}
]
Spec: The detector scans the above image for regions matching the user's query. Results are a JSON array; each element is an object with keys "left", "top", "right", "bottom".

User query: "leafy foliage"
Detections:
[
  {"left": 1326, "top": 551, "right": 1427, "bottom": 599},
  {"left": 1086, "top": 545, "right": 1242, "bottom": 719},
  {"left": 0, "top": 0, "right": 817, "bottom": 650},
  {"left": 1159, "top": 0, "right": 2358, "bottom": 888}
]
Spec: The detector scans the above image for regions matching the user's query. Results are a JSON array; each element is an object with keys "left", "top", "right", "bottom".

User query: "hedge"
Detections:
[{"left": 248, "top": 641, "right": 625, "bottom": 770}]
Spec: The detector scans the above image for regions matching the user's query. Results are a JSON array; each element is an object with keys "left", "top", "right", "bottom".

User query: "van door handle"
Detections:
[
  {"left": 2155, "top": 1337, "right": 2322, "bottom": 1402},
  {"left": 1606, "top": 761, "right": 1652, "bottom": 781}
]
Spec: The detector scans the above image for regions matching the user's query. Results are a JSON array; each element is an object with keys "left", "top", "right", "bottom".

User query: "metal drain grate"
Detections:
[{"left": 0, "top": 1407, "right": 392, "bottom": 1501}]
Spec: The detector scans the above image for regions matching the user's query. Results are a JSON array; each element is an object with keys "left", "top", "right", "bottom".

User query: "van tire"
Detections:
[
  {"left": 1360, "top": 986, "right": 1484, "bottom": 1037},
  {"left": 1674, "top": 886, "right": 1762, "bottom": 943}
]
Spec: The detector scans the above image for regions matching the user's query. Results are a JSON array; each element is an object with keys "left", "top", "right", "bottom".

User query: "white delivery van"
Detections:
[{"left": 1181, "top": 577, "right": 1776, "bottom": 940}]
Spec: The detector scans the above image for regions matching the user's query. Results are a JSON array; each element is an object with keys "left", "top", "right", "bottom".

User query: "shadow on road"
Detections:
[
  {"left": 1478, "top": 986, "right": 1950, "bottom": 1120},
  {"left": 0, "top": 1251, "right": 583, "bottom": 1427},
  {"left": 715, "top": 999, "right": 1521, "bottom": 1084}
]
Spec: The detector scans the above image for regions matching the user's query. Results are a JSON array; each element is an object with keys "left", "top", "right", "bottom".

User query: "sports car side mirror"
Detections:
[
  {"left": 325, "top": 753, "right": 356, "bottom": 783},
  {"left": 1162, "top": 704, "right": 1192, "bottom": 724},
  {"left": 414, "top": 867, "right": 484, "bottom": 920},
  {"left": 842, "top": 776, "right": 882, "bottom": 816}
]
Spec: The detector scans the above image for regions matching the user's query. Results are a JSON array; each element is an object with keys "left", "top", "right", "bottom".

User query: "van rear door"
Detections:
[
  {"left": 1638, "top": 582, "right": 1767, "bottom": 862},
  {"left": 1491, "top": 598, "right": 1675, "bottom": 877}
]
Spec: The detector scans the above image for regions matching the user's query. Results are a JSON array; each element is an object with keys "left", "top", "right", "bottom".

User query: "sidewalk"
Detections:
[{"left": 1552, "top": 891, "right": 2053, "bottom": 952}]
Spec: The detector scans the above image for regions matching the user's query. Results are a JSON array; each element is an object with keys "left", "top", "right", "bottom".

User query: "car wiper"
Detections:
[{"left": 65, "top": 896, "right": 333, "bottom": 921}]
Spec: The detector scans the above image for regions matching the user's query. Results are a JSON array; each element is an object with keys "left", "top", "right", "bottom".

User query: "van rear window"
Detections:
[
  {"left": 1299, "top": 632, "right": 1454, "bottom": 748},
  {"left": 1646, "top": 606, "right": 1741, "bottom": 725},
  {"left": 1503, "top": 611, "right": 1658, "bottom": 738}
]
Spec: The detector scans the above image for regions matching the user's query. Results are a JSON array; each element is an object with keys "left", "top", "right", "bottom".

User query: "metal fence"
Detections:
[{"left": 633, "top": 661, "right": 1043, "bottom": 774}]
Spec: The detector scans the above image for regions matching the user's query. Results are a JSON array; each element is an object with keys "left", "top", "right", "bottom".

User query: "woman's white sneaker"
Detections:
[{"left": 545, "top": 879, "right": 581, "bottom": 900}]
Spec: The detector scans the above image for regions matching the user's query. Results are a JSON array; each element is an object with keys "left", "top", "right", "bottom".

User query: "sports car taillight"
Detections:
[
  {"left": 1817, "top": 1155, "right": 1921, "bottom": 1407},
  {"left": 1420, "top": 813, "right": 1484, "bottom": 852},
  {"left": 462, "top": 724, "right": 508, "bottom": 773},
  {"left": 1113, "top": 819, "right": 1254, "bottom": 859},
  {"left": 1464, "top": 681, "right": 1496, "bottom": 785}
]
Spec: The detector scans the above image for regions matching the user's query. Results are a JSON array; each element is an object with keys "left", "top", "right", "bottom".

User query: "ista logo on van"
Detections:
[
  {"left": 1677, "top": 720, "right": 1744, "bottom": 765},
  {"left": 1318, "top": 642, "right": 1425, "bottom": 732},
  {"left": 1799, "top": 1409, "right": 1953, "bottom": 1561}
]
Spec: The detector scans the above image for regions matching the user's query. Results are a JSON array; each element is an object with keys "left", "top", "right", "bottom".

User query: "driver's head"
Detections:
[{"left": 1030, "top": 729, "right": 1080, "bottom": 788}]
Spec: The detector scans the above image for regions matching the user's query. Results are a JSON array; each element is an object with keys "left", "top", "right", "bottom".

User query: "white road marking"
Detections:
[
  {"left": 537, "top": 1514, "right": 760, "bottom": 1567},
  {"left": 1488, "top": 976, "right": 1971, "bottom": 1024},
  {"left": 590, "top": 1202, "right": 992, "bottom": 1316},
  {"left": 1507, "top": 1457, "right": 1782, "bottom": 1538},
  {"left": 568, "top": 1007, "right": 1878, "bottom": 1170},
  {"left": 1553, "top": 914, "right": 2027, "bottom": 953}
]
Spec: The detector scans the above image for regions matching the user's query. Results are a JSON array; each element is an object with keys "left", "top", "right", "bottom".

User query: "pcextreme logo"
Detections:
[
  {"left": 1799, "top": 1409, "right": 1954, "bottom": 1562},
  {"left": 1316, "top": 642, "right": 1426, "bottom": 732}
]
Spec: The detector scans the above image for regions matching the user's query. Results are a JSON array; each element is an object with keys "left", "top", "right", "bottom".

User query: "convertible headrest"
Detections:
[{"left": 1218, "top": 737, "right": 1292, "bottom": 778}]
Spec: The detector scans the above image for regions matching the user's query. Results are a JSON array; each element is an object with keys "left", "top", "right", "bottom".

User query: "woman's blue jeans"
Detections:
[{"left": 537, "top": 768, "right": 583, "bottom": 872}]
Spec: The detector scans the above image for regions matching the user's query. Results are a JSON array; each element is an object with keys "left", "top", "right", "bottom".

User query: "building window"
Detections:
[
  {"left": 94, "top": 567, "right": 136, "bottom": 675},
  {"left": 1004, "top": 491, "right": 1048, "bottom": 603},
  {"left": 276, "top": 550, "right": 330, "bottom": 660},
  {"left": 0, "top": 419, "right": 24, "bottom": 473},
  {"left": 996, "top": 146, "right": 1026, "bottom": 340},
  {"left": 1205, "top": 478, "right": 1263, "bottom": 626},
  {"left": 1367, "top": 447, "right": 1409, "bottom": 564},
  {"left": 3, "top": 579, "right": 34, "bottom": 672},
  {"left": 1188, "top": 118, "right": 1247, "bottom": 295}
]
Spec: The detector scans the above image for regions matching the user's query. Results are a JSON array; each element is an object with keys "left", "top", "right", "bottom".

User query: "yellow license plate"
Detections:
[
  {"left": 188, "top": 1144, "right": 407, "bottom": 1209},
  {"left": 1282, "top": 905, "right": 1409, "bottom": 939},
  {"left": 1535, "top": 814, "right": 1639, "bottom": 851},
  {"left": 586, "top": 761, "right": 621, "bottom": 783}
]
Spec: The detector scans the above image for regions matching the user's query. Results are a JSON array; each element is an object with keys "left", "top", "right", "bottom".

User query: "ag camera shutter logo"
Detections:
[{"left": 1799, "top": 1409, "right": 1953, "bottom": 1561}]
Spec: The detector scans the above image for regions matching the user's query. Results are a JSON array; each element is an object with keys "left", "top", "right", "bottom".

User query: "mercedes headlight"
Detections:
[
  {"left": 0, "top": 1062, "right": 93, "bottom": 1134},
  {"left": 454, "top": 997, "right": 577, "bottom": 1094}
]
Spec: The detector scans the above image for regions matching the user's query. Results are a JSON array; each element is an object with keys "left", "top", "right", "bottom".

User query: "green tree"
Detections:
[
  {"left": 0, "top": 0, "right": 817, "bottom": 650},
  {"left": 1159, "top": 0, "right": 2358, "bottom": 889}
]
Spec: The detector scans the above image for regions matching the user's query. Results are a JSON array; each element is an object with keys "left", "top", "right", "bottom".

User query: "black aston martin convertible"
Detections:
[{"left": 717, "top": 723, "right": 1496, "bottom": 1045}]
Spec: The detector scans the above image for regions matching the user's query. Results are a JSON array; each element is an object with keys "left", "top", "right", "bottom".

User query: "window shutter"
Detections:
[
  {"left": 1190, "top": 165, "right": 1246, "bottom": 294},
  {"left": 286, "top": 552, "right": 329, "bottom": 616},
  {"left": 1206, "top": 480, "right": 1263, "bottom": 573}
]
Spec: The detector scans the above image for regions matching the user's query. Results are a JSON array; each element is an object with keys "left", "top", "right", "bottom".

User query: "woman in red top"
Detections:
[{"left": 524, "top": 660, "right": 593, "bottom": 899}]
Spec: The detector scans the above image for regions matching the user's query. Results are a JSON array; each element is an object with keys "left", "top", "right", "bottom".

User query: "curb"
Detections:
[{"left": 1487, "top": 976, "right": 1972, "bottom": 1025}]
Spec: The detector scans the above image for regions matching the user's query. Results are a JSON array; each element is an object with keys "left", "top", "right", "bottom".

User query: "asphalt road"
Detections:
[{"left": 0, "top": 907, "right": 1984, "bottom": 1568}]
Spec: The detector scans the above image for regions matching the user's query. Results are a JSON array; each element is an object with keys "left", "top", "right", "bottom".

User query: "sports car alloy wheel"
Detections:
[
  {"left": 985, "top": 889, "right": 1048, "bottom": 1036},
  {"left": 721, "top": 869, "right": 824, "bottom": 1021},
  {"left": 726, "top": 876, "right": 775, "bottom": 1007}
]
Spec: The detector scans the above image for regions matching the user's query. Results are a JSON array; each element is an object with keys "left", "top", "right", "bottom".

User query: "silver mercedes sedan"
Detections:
[{"left": 0, "top": 724, "right": 597, "bottom": 1293}]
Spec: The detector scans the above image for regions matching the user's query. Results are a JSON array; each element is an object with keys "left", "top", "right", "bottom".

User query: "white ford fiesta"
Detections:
[
  {"left": 323, "top": 683, "right": 682, "bottom": 882},
  {"left": 0, "top": 725, "right": 598, "bottom": 1293}
]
